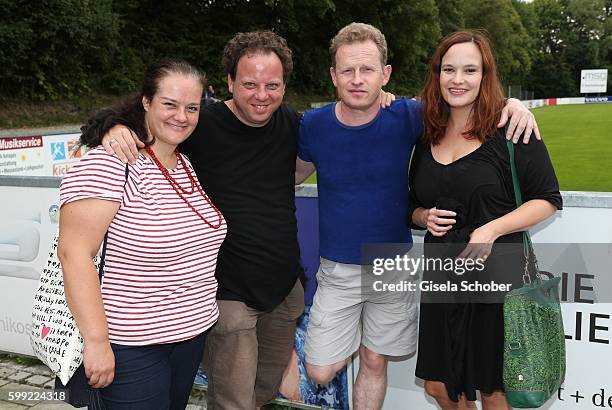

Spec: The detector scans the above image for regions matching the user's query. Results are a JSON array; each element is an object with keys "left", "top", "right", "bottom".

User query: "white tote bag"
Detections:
[{"left": 30, "top": 232, "right": 107, "bottom": 385}]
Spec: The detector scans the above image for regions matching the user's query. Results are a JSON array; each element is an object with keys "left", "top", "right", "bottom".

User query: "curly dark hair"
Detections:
[
  {"left": 222, "top": 31, "right": 293, "bottom": 83},
  {"left": 80, "top": 59, "right": 205, "bottom": 148}
]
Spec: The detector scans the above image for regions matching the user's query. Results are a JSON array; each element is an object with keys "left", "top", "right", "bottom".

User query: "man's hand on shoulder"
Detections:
[
  {"left": 102, "top": 126, "right": 144, "bottom": 164},
  {"left": 497, "top": 98, "right": 541, "bottom": 144}
]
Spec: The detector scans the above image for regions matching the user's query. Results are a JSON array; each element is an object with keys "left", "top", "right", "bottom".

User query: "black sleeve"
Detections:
[
  {"left": 514, "top": 134, "right": 563, "bottom": 210},
  {"left": 408, "top": 141, "right": 426, "bottom": 229}
]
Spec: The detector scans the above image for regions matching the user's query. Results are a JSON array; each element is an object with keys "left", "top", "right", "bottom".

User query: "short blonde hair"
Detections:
[{"left": 329, "top": 22, "right": 388, "bottom": 67}]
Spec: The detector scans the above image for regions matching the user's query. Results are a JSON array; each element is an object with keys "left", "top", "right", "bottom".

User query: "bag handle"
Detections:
[
  {"left": 97, "top": 164, "right": 130, "bottom": 283},
  {"left": 506, "top": 136, "right": 540, "bottom": 285}
]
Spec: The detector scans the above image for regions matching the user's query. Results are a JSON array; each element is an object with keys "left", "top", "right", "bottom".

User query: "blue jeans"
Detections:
[{"left": 101, "top": 332, "right": 206, "bottom": 409}]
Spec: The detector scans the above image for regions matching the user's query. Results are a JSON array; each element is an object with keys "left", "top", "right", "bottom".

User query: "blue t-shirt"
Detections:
[{"left": 298, "top": 98, "right": 423, "bottom": 264}]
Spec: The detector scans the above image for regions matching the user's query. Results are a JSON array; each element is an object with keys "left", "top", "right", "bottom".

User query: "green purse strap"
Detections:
[{"left": 506, "top": 138, "right": 539, "bottom": 284}]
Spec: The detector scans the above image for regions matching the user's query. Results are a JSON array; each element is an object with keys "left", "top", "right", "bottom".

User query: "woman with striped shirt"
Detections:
[{"left": 58, "top": 59, "right": 226, "bottom": 409}]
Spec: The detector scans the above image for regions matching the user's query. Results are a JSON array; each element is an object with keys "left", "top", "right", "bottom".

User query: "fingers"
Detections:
[
  {"left": 512, "top": 113, "right": 528, "bottom": 143},
  {"left": 507, "top": 113, "right": 520, "bottom": 142},
  {"left": 125, "top": 129, "right": 142, "bottom": 160},
  {"left": 533, "top": 120, "right": 541, "bottom": 140},
  {"left": 497, "top": 106, "right": 509, "bottom": 129},
  {"left": 457, "top": 243, "right": 491, "bottom": 262},
  {"left": 426, "top": 207, "right": 457, "bottom": 237},
  {"left": 102, "top": 137, "right": 114, "bottom": 155},
  {"left": 522, "top": 117, "right": 534, "bottom": 145},
  {"left": 109, "top": 137, "right": 130, "bottom": 163},
  {"left": 83, "top": 341, "right": 115, "bottom": 389},
  {"left": 428, "top": 225, "right": 453, "bottom": 237},
  {"left": 133, "top": 130, "right": 146, "bottom": 148},
  {"left": 89, "top": 369, "right": 114, "bottom": 389},
  {"left": 513, "top": 114, "right": 529, "bottom": 143},
  {"left": 431, "top": 208, "right": 457, "bottom": 219},
  {"left": 102, "top": 126, "right": 141, "bottom": 164},
  {"left": 86, "top": 360, "right": 114, "bottom": 388},
  {"left": 379, "top": 91, "right": 396, "bottom": 108},
  {"left": 113, "top": 129, "right": 139, "bottom": 164}
]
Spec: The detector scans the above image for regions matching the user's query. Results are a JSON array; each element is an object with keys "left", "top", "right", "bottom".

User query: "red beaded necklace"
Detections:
[{"left": 145, "top": 145, "right": 222, "bottom": 229}]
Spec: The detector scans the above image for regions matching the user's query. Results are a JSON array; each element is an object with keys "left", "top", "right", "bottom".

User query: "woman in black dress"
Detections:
[{"left": 410, "top": 31, "right": 562, "bottom": 409}]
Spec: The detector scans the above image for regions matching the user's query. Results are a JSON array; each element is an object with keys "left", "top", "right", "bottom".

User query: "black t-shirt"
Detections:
[
  {"left": 409, "top": 131, "right": 562, "bottom": 297},
  {"left": 409, "top": 130, "right": 562, "bottom": 230},
  {"left": 180, "top": 101, "right": 301, "bottom": 311}
]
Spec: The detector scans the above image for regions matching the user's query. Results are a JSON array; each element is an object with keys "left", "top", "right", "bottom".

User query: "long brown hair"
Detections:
[{"left": 420, "top": 30, "right": 505, "bottom": 145}]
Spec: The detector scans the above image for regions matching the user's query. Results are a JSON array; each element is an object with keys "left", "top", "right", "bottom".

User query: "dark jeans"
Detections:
[{"left": 100, "top": 332, "right": 207, "bottom": 410}]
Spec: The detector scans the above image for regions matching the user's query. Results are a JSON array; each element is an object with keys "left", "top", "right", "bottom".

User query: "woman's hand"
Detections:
[
  {"left": 458, "top": 224, "right": 498, "bottom": 261},
  {"left": 417, "top": 207, "right": 457, "bottom": 237},
  {"left": 379, "top": 90, "right": 396, "bottom": 107},
  {"left": 83, "top": 339, "right": 115, "bottom": 389}
]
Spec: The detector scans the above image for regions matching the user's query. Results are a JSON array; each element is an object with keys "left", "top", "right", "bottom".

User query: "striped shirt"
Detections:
[{"left": 60, "top": 147, "right": 226, "bottom": 345}]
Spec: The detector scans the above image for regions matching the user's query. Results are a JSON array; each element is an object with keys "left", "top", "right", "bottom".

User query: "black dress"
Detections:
[{"left": 409, "top": 130, "right": 562, "bottom": 402}]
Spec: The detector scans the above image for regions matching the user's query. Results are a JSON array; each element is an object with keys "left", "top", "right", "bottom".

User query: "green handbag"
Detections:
[{"left": 502, "top": 139, "right": 566, "bottom": 408}]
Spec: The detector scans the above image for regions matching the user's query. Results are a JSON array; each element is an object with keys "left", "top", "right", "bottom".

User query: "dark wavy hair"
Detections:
[
  {"left": 222, "top": 31, "right": 293, "bottom": 83},
  {"left": 419, "top": 30, "right": 505, "bottom": 145},
  {"left": 80, "top": 59, "right": 205, "bottom": 147}
]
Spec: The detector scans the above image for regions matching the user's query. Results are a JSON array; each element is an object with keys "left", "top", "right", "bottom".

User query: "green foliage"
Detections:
[
  {"left": 522, "top": 0, "right": 611, "bottom": 97},
  {"left": 0, "top": 0, "right": 119, "bottom": 100},
  {"left": 436, "top": 0, "right": 465, "bottom": 35},
  {"left": 0, "top": 0, "right": 610, "bottom": 102},
  {"left": 377, "top": 0, "right": 441, "bottom": 95},
  {"left": 463, "top": 0, "right": 532, "bottom": 86}
]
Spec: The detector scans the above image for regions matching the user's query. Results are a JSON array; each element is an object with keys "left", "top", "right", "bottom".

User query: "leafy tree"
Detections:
[
  {"left": 436, "top": 0, "right": 465, "bottom": 36},
  {"left": 525, "top": 0, "right": 576, "bottom": 97},
  {"left": 462, "top": 0, "right": 532, "bottom": 87},
  {"left": 563, "top": 0, "right": 607, "bottom": 93},
  {"left": 603, "top": 0, "right": 612, "bottom": 92},
  {"left": 0, "top": 0, "right": 119, "bottom": 100}
]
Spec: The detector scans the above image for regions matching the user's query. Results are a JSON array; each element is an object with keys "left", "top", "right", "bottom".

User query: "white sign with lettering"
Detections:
[{"left": 580, "top": 69, "right": 608, "bottom": 93}]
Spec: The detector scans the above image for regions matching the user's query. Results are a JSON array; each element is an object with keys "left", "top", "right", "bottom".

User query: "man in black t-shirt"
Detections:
[{"left": 95, "top": 32, "right": 304, "bottom": 410}]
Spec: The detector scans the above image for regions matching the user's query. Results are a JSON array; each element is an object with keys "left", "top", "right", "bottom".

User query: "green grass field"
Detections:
[
  {"left": 532, "top": 103, "right": 612, "bottom": 192},
  {"left": 304, "top": 103, "right": 612, "bottom": 192}
]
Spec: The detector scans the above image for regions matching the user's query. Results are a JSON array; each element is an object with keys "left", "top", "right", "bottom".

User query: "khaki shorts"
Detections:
[{"left": 304, "top": 258, "right": 418, "bottom": 366}]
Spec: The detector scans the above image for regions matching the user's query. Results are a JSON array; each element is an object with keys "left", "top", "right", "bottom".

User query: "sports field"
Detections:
[
  {"left": 304, "top": 103, "right": 612, "bottom": 192},
  {"left": 532, "top": 103, "right": 612, "bottom": 192}
]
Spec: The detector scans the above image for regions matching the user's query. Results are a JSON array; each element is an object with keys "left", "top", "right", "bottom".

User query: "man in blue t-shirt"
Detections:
[{"left": 295, "top": 23, "right": 537, "bottom": 409}]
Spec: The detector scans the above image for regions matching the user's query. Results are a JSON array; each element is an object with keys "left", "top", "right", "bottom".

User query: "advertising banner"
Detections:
[
  {"left": 580, "top": 69, "right": 608, "bottom": 94},
  {"left": 0, "top": 133, "right": 84, "bottom": 176},
  {"left": 585, "top": 96, "right": 612, "bottom": 104}
]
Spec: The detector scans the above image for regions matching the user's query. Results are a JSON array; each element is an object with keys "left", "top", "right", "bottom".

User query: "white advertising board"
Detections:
[
  {"left": 0, "top": 133, "right": 85, "bottom": 176},
  {"left": 580, "top": 69, "right": 608, "bottom": 94},
  {"left": 0, "top": 185, "right": 59, "bottom": 355}
]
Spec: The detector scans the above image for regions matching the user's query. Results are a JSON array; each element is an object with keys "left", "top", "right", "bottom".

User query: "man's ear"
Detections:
[
  {"left": 382, "top": 65, "right": 392, "bottom": 86},
  {"left": 227, "top": 73, "right": 234, "bottom": 94},
  {"left": 330, "top": 67, "right": 338, "bottom": 88}
]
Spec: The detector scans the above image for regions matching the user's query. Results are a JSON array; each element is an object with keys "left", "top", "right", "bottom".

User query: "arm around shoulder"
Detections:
[{"left": 296, "top": 157, "right": 316, "bottom": 185}]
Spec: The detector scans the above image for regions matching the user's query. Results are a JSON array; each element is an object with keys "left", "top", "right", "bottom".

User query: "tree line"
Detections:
[{"left": 0, "top": 0, "right": 610, "bottom": 101}]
